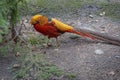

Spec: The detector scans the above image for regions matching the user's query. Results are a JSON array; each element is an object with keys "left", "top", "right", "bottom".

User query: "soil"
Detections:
[
  {"left": 44, "top": 16, "right": 120, "bottom": 80},
  {"left": 0, "top": 55, "right": 15, "bottom": 80},
  {"left": 0, "top": 3, "right": 120, "bottom": 80}
]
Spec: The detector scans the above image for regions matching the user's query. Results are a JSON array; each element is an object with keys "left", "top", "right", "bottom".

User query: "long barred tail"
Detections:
[
  {"left": 67, "top": 29, "right": 96, "bottom": 40},
  {"left": 67, "top": 28, "right": 120, "bottom": 46}
]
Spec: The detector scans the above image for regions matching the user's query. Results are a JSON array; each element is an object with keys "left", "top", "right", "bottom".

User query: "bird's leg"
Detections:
[
  {"left": 44, "top": 36, "right": 48, "bottom": 43},
  {"left": 55, "top": 37, "right": 59, "bottom": 47}
]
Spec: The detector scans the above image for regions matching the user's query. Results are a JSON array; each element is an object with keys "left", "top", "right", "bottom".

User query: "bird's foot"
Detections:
[{"left": 42, "top": 43, "right": 52, "bottom": 48}]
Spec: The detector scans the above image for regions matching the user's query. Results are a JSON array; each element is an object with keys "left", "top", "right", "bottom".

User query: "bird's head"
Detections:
[{"left": 30, "top": 14, "right": 48, "bottom": 25}]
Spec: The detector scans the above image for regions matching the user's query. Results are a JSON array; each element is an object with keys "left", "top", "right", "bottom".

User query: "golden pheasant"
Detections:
[{"left": 30, "top": 14, "right": 120, "bottom": 46}]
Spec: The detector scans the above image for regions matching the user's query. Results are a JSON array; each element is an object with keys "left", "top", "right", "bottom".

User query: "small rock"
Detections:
[
  {"left": 115, "top": 35, "right": 119, "bottom": 37},
  {"left": 101, "top": 31, "right": 106, "bottom": 33},
  {"left": 115, "top": 55, "right": 120, "bottom": 58},
  {"left": 13, "top": 64, "right": 20, "bottom": 68},
  {"left": 15, "top": 52, "right": 21, "bottom": 57},
  {"left": 100, "top": 11, "right": 106, "bottom": 16},
  {"left": 47, "top": 43, "right": 52, "bottom": 47},
  {"left": 108, "top": 71, "right": 115, "bottom": 76},
  {"left": 1, "top": 78, "right": 4, "bottom": 80},
  {"left": 89, "top": 15, "right": 94, "bottom": 18},
  {"left": 95, "top": 20, "right": 99, "bottom": 22},
  {"left": 97, "top": 43, "right": 101, "bottom": 45},
  {"left": 95, "top": 49, "right": 104, "bottom": 55},
  {"left": 43, "top": 43, "right": 52, "bottom": 47},
  {"left": 24, "top": 19, "right": 28, "bottom": 23},
  {"left": 69, "top": 34, "right": 79, "bottom": 39},
  {"left": 103, "top": 12, "right": 106, "bottom": 15},
  {"left": 99, "top": 13, "right": 103, "bottom": 16},
  {"left": 54, "top": 48, "right": 59, "bottom": 51},
  {"left": 42, "top": 43, "right": 48, "bottom": 46},
  {"left": 88, "top": 20, "right": 92, "bottom": 23}
]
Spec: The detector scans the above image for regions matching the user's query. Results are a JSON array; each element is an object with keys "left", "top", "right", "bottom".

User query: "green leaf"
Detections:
[{"left": 0, "top": 34, "right": 2, "bottom": 43}]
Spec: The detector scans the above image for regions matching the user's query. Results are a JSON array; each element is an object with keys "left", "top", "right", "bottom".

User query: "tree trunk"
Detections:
[{"left": 11, "top": 26, "right": 19, "bottom": 43}]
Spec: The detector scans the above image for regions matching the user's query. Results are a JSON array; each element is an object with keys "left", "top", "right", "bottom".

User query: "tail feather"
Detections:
[
  {"left": 76, "top": 28, "right": 120, "bottom": 46},
  {"left": 67, "top": 29, "right": 96, "bottom": 40},
  {"left": 67, "top": 28, "right": 120, "bottom": 46}
]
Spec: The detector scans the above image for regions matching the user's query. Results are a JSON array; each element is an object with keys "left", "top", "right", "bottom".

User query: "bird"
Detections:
[
  {"left": 30, "top": 14, "right": 120, "bottom": 46},
  {"left": 30, "top": 14, "right": 96, "bottom": 45}
]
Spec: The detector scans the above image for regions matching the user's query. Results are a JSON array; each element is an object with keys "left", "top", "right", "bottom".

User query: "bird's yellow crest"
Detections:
[{"left": 30, "top": 14, "right": 48, "bottom": 25}]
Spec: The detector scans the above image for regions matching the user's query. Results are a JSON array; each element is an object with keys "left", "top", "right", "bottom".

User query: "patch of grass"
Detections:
[
  {"left": 0, "top": 44, "right": 10, "bottom": 57},
  {"left": 26, "top": 0, "right": 94, "bottom": 15},
  {"left": 0, "top": 42, "right": 25, "bottom": 57},
  {"left": 27, "top": 36, "right": 49, "bottom": 46},
  {"left": 98, "top": 2, "right": 120, "bottom": 19},
  {"left": 13, "top": 42, "right": 26, "bottom": 53},
  {"left": 13, "top": 49, "right": 63, "bottom": 80},
  {"left": 65, "top": 73, "right": 76, "bottom": 80},
  {"left": 13, "top": 45, "right": 76, "bottom": 80}
]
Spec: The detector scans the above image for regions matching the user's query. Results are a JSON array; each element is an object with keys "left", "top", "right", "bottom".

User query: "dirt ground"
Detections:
[
  {"left": 0, "top": 55, "right": 15, "bottom": 80},
  {"left": 43, "top": 15, "right": 120, "bottom": 80},
  {"left": 0, "top": 4, "right": 120, "bottom": 80}
]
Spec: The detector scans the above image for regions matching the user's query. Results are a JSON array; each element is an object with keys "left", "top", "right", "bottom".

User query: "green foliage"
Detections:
[
  {"left": 0, "top": 41, "right": 27, "bottom": 57},
  {"left": 65, "top": 73, "right": 76, "bottom": 80},
  {"left": 0, "top": 44, "right": 10, "bottom": 57},
  {"left": 0, "top": 0, "right": 28, "bottom": 43},
  {"left": 26, "top": 0, "right": 94, "bottom": 15},
  {"left": 0, "top": 0, "right": 8, "bottom": 42},
  {"left": 12, "top": 45, "right": 76, "bottom": 80},
  {"left": 13, "top": 42, "right": 25, "bottom": 53},
  {"left": 98, "top": 2, "right": 120, "bottom": 19},
  {"left": 13, "top": 50, "right": 64, "bottom": 80},
  {"left": 27, "top": 36, "right": 48, "bottom": 45}
]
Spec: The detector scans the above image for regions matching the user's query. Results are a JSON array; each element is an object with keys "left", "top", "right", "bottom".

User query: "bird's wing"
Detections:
[{"left": 51, "top": 18, "right": 74, "bottom": 31}]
